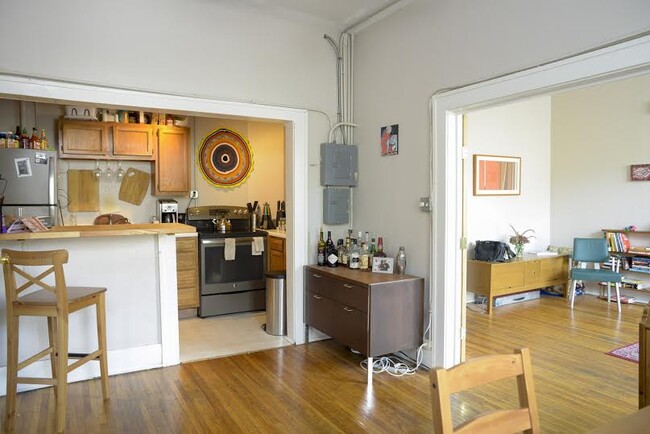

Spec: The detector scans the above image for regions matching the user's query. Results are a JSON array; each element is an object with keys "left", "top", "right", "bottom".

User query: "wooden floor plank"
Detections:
[{"left": 0, "top": 295, "right": 642, "bottom": 433}]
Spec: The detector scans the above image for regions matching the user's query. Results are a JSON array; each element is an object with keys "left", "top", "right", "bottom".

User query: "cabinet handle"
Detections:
[
  {"left": 312, "top": 294, "right": 323, "bottom": 300},
  {"left": 312, "top": 274, "right": 322, "bottom": 278},
  {"left": 343, "top": 284, "right": 353, "bottom": 288},
  {"left": 343, "top": 306, "right": 354, "bottom": 312}
]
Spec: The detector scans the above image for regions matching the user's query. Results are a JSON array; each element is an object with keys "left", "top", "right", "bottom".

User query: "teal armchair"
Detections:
[{"left": 570, "top": 238, "right": 622, "bottom": 312}]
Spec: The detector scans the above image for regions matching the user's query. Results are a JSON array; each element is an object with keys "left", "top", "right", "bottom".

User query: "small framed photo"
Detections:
[
  {"left": 631, "top": 164, "right": 650, "bottom": 181},
  {"left": 15, "top": 158, "right": 32, "bottom": 177},
  {"left": 372, "top": 257, "right": 394, "bottom": 274}
]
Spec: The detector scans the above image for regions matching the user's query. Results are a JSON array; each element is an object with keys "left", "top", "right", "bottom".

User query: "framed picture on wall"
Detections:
[
  {"left": 473, "top": 154, "right": 521, "bottom": 196},
  {"left": 380, "top": 124, "right": 398, "bottom": 156},
  {"left": 631, "top": 164, "right": 650, "bottom": 181}
]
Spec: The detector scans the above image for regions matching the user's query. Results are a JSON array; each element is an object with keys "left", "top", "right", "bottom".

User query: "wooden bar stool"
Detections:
[{"left": 1, "top": 249, "right": 109, "bottom": 433}]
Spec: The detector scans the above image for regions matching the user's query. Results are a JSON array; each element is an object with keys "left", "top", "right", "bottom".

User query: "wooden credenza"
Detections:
[
  {"left": 304, "top": 265, "right": 424, "bottom": 383},
  {"left": 467, "top": 254, "right": 570, "bottom": 315}
]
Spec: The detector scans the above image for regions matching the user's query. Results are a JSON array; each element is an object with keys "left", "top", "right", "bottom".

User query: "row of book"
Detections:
[
  {"left": 630, "top": 256, "right": 650, "bottom": 274},
  {"left": 599, "top": 276, "right": 646, "bottom": 290},
  {"left": 605, "top": 231, "right": 630, "bottom": 252}
]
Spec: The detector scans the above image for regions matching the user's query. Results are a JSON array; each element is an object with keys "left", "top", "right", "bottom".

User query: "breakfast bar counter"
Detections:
[
  {"left": 0, "top": 223, "right": 195, "bottom": 241},
  {"left": 0, "top": 224, "right": 190, "bottom": 396}
]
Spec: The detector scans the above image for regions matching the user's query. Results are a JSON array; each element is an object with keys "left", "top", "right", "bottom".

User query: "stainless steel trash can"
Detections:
[{"left": 265, "top": 270, "right": 286, "bottom": 336}]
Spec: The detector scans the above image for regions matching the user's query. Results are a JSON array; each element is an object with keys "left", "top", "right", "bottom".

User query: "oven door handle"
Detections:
[{"left": 201, "top": 237, "right": 262, "bottom": 246}]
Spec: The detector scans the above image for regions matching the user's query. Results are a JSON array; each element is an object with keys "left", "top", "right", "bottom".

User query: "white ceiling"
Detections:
[{"left": 216, "top": 0, "right": 401, "bottom": 30}]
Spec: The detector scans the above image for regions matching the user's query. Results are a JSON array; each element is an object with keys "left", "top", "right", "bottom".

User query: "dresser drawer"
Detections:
[
  {"left": 491, "top": 262, "right": 525, "bottom": 291},
  {"left": 305, "top": 289, "right": 336, "bottom": 337},
  {"left": 305, "top": 270, "right": 368, "bottom": 313},
  {"left": 330, "top": 304, "right": 368, "bottom": 355}
]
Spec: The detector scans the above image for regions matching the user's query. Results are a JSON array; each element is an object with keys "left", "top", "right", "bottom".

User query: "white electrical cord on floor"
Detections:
[{"left": 358, "top": 311, "right": 432, "bottom": 377}]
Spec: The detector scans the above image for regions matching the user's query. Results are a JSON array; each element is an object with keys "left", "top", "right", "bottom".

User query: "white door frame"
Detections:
[
  {"left": 0, "top": 74, "right": 310, "bottom": 365},
  {"left": 430, "top": 35, "right": 650, "bottom": 368}
]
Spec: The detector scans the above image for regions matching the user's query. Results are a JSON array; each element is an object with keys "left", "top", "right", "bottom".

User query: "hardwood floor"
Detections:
[{"left": 0, "top": 295, "right": 643, "bottom": 433}]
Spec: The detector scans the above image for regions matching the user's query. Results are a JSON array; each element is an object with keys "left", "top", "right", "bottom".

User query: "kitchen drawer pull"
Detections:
[
  {"left": 312, "top": 294, "right": 323, "bottom": 300},
  {"left": 312, "top": 274, "right": 322, "bottom": 278},
  {"left": 343, "top": 284, "right": 354, "bottom": 288},
  {"left": 343, "top": 306, "right": 354, "bottom": 312}
]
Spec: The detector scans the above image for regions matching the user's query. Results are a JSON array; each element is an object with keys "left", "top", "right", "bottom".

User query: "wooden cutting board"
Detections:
[
  {"left": 68, "top": 170, "right": 100, "bottom": 212},
  {"left": 118, "top": 168, "right": 151, "bottom": 205}
]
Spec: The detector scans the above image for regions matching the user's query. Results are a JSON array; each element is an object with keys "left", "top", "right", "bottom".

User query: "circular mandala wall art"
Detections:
[{"left": 197, "top": 128, "right": 254, "bottom": 188}]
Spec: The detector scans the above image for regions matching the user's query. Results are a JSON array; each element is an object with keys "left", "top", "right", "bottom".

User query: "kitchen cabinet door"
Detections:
[
  {"left": 268, "top": 236, "right": 286, "bottom": 270},
  {"left": 176, "top": 237, "right": 199, "bottom": 309},
  {"left": 113, "top": 124, "right": 154, "bottom": 158},
  {"left": 154, "top": 126, "right": 190, "bottom": 195},
  {"left": 59, "top": 121, "right": 109, "bottom": 157}
]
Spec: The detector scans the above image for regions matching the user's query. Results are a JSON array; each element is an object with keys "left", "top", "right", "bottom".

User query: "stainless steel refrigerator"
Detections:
[{"left": 0, "top": 148, "right": 58, "bottom": 226}]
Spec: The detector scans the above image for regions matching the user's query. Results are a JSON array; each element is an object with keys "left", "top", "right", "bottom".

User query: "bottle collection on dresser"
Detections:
[{"left": 316, "top": 228, "right": 406, "bottom": 274}]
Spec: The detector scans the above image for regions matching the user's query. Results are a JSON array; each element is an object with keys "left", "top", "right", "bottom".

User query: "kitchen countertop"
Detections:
[
  {"left": 265, "top": 229, "right": 287, "bottom": 239},
  {"left": 0, "top": 223, "right": 196, "bottom": 241}
]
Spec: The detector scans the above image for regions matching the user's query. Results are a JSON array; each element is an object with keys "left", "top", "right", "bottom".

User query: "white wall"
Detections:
[
  {"left": 352, "top": 0, "right": 650, "bottom": 301},
  {"left": 0, "top": 0, "right": 338, "bottom": 256},
  {"left": 465, "top": 97, "right": 551, "bottom": 254},
  {"left": 193, "top": 117, "right": 285, "bottom": 211},
  {"left": 551, "top": 73, "right": 650, "bottom": 245}
]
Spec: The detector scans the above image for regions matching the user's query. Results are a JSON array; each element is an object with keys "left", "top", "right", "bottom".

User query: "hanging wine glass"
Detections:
[
  {"left": 104, "top": 161, "right": 114, "bottom": 180},
  {"left": 93, "top": 161, "right": 103, "bottom": 178},
  {"left": 116, "top": 161, "right": 125, "bottom": 179}
]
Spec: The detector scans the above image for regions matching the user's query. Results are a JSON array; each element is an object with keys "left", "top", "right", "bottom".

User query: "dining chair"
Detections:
[
  {"left": 1, "top": 249, "right": 109, "bottom": 434},
  {"left": 430, "top": 347, "right": 540, "bottom": 434},
  {"left": 569, "top": 238, "right": 622, "bottom": 312}
]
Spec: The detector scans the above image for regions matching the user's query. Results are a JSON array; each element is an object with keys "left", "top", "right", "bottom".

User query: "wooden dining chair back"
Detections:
[
  {"left": 1, "top": 248, "right": 109, "bottom": 434},
  {"left": 640, "top": 306, "right": 650, "bottom": 408},
  {"left": 430, "top": 347, "right": 540, "bottom": 434}
]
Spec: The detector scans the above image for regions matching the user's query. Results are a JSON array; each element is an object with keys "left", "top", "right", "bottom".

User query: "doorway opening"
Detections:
[
  {"left": 429, "top": 34, "right": 650, "bottom": 368},
  {"left": 0, "top": 74, "right": 309, "bottom": 368}
]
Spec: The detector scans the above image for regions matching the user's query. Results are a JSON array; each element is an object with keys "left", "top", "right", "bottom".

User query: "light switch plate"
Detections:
[{"left": 419, "top": 196, "right": 432, "bottom": 212}]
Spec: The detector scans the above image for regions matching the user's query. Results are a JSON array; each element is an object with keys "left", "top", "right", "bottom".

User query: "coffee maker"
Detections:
[{"left": 157, "top": 199, "right": 178, "bottom": 223}]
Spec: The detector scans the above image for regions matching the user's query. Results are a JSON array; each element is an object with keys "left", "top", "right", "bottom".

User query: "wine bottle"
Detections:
[
  {"left": 326, "top": 231, "right": 338, "bottom": 267},
  {"left": 369, "top": 236, "right": 377, "bottom": 267},
  {"left": 317, "top": 228, "right": 325, "bottom": 266},
  {"left": 375, "top": 237, "right": 387, "bottom": 258}
]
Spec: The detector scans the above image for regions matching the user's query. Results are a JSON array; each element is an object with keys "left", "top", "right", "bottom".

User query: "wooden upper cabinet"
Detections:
[
  {"left": 154, "top": 126, "right": 190, "bottom": 195},
  {"left": 113, "top": 124, "right": 153, "bottom": 158},
  {"left": 59, "top": 121, "right": 109, "bottom": 157}
]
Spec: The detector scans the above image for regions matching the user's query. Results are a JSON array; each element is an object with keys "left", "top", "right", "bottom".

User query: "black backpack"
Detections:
[{"left": 474, "top": 240, "right": 516, "bottom": 262}]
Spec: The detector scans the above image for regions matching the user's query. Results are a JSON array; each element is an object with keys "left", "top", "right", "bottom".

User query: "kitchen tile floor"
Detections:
[{"left": 179, "top": 311, "right": 291, "bottom": 363}]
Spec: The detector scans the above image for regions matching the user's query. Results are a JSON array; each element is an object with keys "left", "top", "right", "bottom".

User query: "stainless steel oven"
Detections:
[{"left": 188, "top": 206, "right": 268, "bottom": 318}]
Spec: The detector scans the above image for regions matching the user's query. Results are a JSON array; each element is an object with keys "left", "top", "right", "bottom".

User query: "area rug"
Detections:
[{"left": 606, "top": 342, "right": 639, "bottom": 363}]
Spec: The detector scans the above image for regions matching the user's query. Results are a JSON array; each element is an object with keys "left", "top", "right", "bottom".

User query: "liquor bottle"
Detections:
[
  {"left": 369, "top": 236, "right": 377, "bottom": 266},
  {"left": 342, "top": 237, "right": 351, "bottom": 267},
  {"left": 326, "top": 231, "right": 338, "bottom": 267},
  {"left": 30, "top": 128, "right": 40, "bottom": 150},
  {"left": 359, "top": 241, "right": 369, "bottom": 271},
  {"left": 317, "top": 228, "right": 326, "bottom": 266},
  {"left": 395, "top": 246, "right": 407, "bottom": 274},
  {"left": 349, "top": 239, "right": 360, "bottom": 269},
  {"left": 337, "top": 239, "right": 347, "bottom": 267},
  {"left": 375, "top": 237, "right": 387, "bottom": 258},
  {"left": 40, "top": 129, "right": 49, "bottom": 150}
]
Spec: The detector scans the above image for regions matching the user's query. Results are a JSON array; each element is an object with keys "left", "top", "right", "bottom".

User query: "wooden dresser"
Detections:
[
  {"left": 304, "top": 265, "right": 424, "bottom": 383},
  {"left": 467, "top": 254, "right": 570, "bottom": 315}
]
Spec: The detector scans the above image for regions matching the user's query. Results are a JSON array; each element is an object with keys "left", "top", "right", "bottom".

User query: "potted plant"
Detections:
[{"left": 509, "top": 224, "right": 535, "bottom": 258}]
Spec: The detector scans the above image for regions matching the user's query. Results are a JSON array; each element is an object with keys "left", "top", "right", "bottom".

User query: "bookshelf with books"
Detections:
[{"left": 600, "top": 229, "right": 650, "bottom": 301}]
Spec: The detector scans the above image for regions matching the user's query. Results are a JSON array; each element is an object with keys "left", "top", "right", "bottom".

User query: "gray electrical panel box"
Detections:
[
  {"left": 323, "top": 187, "right": 350, "bottom": 225},
  {"left": 320, "top": 143, "right": 358, "bottom": 186}
]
